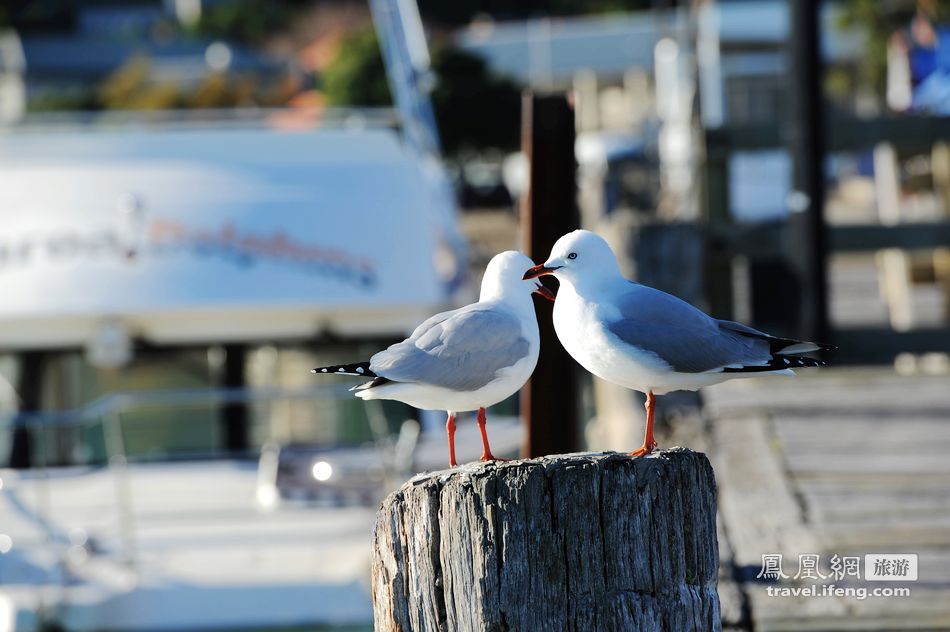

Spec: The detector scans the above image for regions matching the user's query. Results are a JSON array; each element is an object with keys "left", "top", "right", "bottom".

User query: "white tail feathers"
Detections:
[{"left": 776, "top": 342, "right": 820, "bottom": 355}]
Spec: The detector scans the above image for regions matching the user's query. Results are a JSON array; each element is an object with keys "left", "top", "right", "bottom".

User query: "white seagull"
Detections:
[
  {"left": 313, "top": 251, "right": 553, "bottom": 466},
  {"left": 523, "top": 229, "right": 832, "bottom": 457}
]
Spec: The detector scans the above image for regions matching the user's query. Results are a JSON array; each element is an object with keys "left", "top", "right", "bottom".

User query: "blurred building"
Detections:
[
  {"left": 21, "top": 36, "right": 292, "bottom": 104},
  {"left": 0, "top": 2, "right": 479, "bottom": 629},
  {"left": 2, "top": 0, "right": 303, "bottom": 118},
  {"left": 456, "top": 12, "right": 686, "bottom": 92},
  {"left": 462, "top": 2, "right": 867, "bottom": 222}
]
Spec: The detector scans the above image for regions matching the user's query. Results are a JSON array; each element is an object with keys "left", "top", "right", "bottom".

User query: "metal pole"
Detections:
[
  {"left": 9, "top": 351, "right": 45, "bottom": 468},
  {"left": 786, "top": 0, "right": 829, "bottom": 343},
  {"left": 520, "top": 92, "right": 581, "bottom": 457},
  {"left": 104, "top": 412, "right": 138, "bottom": 574},
  {"left": 369, "top": 0, "right": 441, "bottom": 156},
  {"left": 222, "top": 344, "right": 249, "bottom": 454}
]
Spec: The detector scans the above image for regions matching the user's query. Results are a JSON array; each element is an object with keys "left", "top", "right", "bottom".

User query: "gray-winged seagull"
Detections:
[
  {"left": 524, "top": 229, "right": 832, "bottom": 457},
  {"left": 313, "top": 250, "right": 554, "bottom": 466}
]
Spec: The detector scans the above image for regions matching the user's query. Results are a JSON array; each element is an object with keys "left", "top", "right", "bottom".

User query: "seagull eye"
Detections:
[{"left": 567, "top": 252, "right": 578, "bottom": 260}]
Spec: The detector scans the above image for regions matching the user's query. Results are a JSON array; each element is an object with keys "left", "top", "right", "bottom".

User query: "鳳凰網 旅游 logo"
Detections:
[
  {"left": 756, "top": 553, "right": 916, "bottom": 601},
  {"left": 864, "top": 553, "right": 918, "bottom": 581}
]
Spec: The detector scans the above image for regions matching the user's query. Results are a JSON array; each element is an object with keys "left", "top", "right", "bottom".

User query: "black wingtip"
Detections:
[
  {"left": 310, "top": 361, "right": 377, "bottom": 378},
  {"left": 722, "top": 354, "right": 827, "bottom": 373}
]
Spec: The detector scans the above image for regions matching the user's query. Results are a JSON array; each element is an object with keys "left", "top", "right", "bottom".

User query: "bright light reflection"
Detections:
[
  {"left": 312, "top": 461, "right": 333, "bottom": 482},
  {"left": 0, "top": 591, "right": 13, "bottom": 632},
  {"left": 256, "top": 485, "right": 278, "bottom": 508}
]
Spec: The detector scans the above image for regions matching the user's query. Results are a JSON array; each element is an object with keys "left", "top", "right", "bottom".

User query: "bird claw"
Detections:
[{"left": 628, "top": 442, "right": 658, "bottom": 458}]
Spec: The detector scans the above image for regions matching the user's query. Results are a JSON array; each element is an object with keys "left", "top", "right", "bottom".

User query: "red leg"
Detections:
[
  {"left": 629, "top": 391, "right": 659, "bottom": 457},
  {"left": 477, "top": 407, "right": 508, "bottom": 462},
  {"left": 446, "top": 413, "right": 458, "bottom": 467}
]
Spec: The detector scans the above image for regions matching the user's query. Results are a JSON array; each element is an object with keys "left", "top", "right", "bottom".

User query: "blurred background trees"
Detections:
[
  {"left": 322, "top": 28, "right": 521, "bottom": 156},
  {"left": 187, "top": 0, "right": 304, "bottom": 45},
  {"left": 415, "top": 0, "right": 654, "bottom": 25},
  {"left": 834, "top": 0, "right": 950, "bottom": 96},
  {"left": 6, "top": 0, "right": 949, "bottom": 151},
  {"left": 321, "top": 28, "right": 391, "bottom": 108}
]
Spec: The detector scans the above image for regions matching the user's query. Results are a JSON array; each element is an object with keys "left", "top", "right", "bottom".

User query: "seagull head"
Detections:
[
  {"left": 481, "top": 250, "right": 555, "bottom": 303},
  {"left": 522, "top": 229, "right": 621, "bottom": 288}
]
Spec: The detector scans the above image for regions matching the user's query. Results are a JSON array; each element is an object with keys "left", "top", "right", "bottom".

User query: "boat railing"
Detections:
[{"left": 0, "top": 384, "right": 400, "bottom": 579}]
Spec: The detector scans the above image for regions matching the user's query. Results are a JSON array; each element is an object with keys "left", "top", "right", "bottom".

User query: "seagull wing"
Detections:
[
  {"left": 370, "top": 303, "right": 531, "bottom": 390},
  {"left": 605, "top": 284, "right": 804, "bottom": 373}
]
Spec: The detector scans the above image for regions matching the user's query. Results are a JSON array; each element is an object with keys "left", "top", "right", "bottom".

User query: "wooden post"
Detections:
[
  {"left": 372, "top": 449, "right": 721, "bottom": 631},
  {"left": 701, "top": 143, "right": 734, "bottom": 321},
  {"left": 8, "top": 351, "right": 45, "bottom": 468},
  {"left": 786, "top": 0, "right": 829, "bottom": 343},
  {"left": 221, "top": 343, "right": 249, "bottom": 454},
  {"left": 520, "top": 92, "right": 581, "bottom": 458}
]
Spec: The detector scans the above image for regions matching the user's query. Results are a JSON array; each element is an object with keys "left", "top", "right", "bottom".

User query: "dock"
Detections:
[{"left": 704, "top": 369, "right": 950, "bottom": 631}]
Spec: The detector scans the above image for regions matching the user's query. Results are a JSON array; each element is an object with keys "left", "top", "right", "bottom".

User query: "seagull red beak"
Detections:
[
  {"left": 532, "top": 282, "right": 556, "bottom": 302},
  {"left": 523, "top": 264, "right": 559, "bottom": 280}
]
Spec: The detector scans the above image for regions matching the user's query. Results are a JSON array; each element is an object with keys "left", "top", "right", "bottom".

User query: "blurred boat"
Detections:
[
  {"left": 0, "top": 119, "right": 467, "bottom": 349},
  {"left": 0, "top": 0, "right": 486, "bottom": 628},
  {"left": 0, "top": 386, "right": 522, "bottom": 632},
  {"left": 0, "top": 107, "right": 470, "bottom": 630}
]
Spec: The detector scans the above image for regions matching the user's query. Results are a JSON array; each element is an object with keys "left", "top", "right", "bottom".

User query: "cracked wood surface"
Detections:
[{"left": 372, "top": 449, "right": 721, "bottom": 632}]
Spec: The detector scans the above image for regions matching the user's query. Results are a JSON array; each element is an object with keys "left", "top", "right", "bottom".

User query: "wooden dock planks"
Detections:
[{"left": 705, "top": 369, "right": 950, "bottom": 630}]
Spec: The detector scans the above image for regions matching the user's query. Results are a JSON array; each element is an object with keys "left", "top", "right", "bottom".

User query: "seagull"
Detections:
[
  {"left": 523, "top": 229, "right": 832, "bottom": 457},
  {"left": 312, "top": 251, "right": 553, "bottom": 467}
]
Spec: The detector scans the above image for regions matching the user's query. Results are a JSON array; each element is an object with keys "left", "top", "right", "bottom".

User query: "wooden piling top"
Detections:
[{"left": 372, "top": 448, "right": 721, "bottom": 631}]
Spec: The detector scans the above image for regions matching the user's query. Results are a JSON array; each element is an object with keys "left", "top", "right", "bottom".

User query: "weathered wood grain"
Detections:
[
  {"left": 372, "top": 449, "right": 720, "bottom": 632},
  {"left": 708, "top": 369, "right": 950, "bottom": 630}
]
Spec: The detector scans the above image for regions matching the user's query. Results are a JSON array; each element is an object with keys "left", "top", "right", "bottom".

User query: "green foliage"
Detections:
[
  {"left": 98, "top": 56, "right": 169, "bottom": 109},
  {"left": 429, "top": 46, "right": 521, "bottom": 155},
  {"left": 27, "top": 88, "right": 98, "bottom": 113},
  {"left": 836, "top": 0, "right": 913, "bottom": 92},
  {"left": 188, "top": 0, "right": 302, "bottom": 46},
  {"left": 101, "top": 58, "right": 182, "bottom": 110},
  {"left": 92, "top": 55, "right": 289, "bottom": 111},
  {"left": 323, "top": 28, "right": 522, "bottom": 156},
  {"left": 322, "top": 29, "right": 393, "bottom": 107},
  {"left": 835, "top": 0, "right": 950, "bottom": 94},
  {"left": 417, "top": 0, "right": 654, "bottom": 26}
]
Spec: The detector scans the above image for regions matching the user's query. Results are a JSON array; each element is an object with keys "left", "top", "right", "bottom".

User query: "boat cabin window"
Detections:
[{"left": 2, "top": 343, "right": 410, "bottom": 468}]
